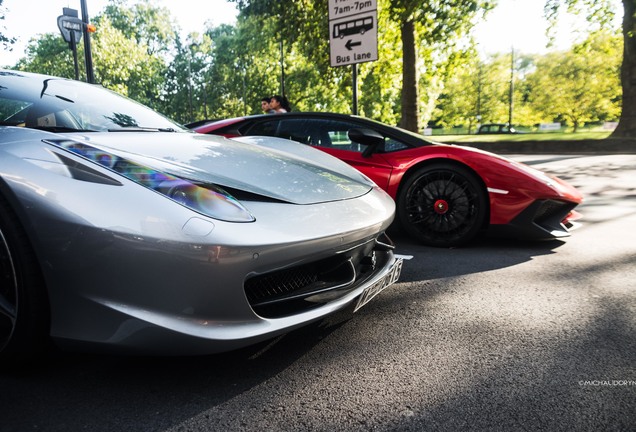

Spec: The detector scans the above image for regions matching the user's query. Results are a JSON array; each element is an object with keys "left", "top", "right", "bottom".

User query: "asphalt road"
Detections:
[{"left": 2, "top": 155, "right": 635, "bottom": 432}]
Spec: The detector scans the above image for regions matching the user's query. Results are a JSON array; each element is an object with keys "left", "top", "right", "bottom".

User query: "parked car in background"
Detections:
[
  {"left": 193, "top": 112, "right": 583, "bottom": 247},
  {"left": 0, "top": 70, "right": 402, "bottom": 359},
  {"left": 477, "top": 123, "right": 520, "bottom": 134}
]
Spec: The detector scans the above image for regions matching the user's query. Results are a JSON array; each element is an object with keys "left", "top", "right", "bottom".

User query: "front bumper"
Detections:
[{"left": 487, "top": 199, "right": 581, "bottom": 240}]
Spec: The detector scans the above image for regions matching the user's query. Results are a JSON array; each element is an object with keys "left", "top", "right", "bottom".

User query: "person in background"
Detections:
[
  {"left": 261, "top": 97, "right": 275, "bottom": 114},
  {"left": 270, "top": 95, "right": 291, "bottom": 113}
]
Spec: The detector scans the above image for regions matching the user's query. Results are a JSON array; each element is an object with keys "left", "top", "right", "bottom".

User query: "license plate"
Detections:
[{"left": 354, "top": 257, "right": 403, "bottom": 312}]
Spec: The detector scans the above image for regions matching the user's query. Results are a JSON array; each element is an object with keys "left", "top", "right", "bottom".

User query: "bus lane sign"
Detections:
[{"left": 328, "top": 0, "right": 378, "bottom": 68}]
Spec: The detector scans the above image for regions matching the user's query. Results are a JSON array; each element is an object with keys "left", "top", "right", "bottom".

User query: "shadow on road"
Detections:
[
  {"left": 1, "top": 314, "right": 354, "bottom": 432},
  {"left": 390, "top": 228, "right": 566, "bottom": 283},
  {"left": 0, "top": 223, "right": 599, "bottom": 432}
]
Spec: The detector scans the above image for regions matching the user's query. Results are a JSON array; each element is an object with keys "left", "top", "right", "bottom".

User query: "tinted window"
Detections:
[
  {"left": 384, "top": 137, "right": 408, "bottom": 152},
  {"left": 249, "top": 117, "right": 410, "bottom": 153},
  {"left": 249, "top": 118, "right": 332, "bottom": 147},
  {"left": 243, "top": 119, "right": 280, "bottom": 137}
]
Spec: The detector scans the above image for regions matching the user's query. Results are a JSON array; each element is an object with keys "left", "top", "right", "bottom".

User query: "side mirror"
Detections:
[{"left": 348, "top": 128, "right": 384, "bottom": 158}]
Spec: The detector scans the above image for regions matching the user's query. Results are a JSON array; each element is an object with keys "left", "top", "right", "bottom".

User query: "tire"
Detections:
[
  {"left": 0, "top": 194, "right": 49, "bottom": 362},
  {"left": 397, "top": 163, "right": 487, "bottom": 247}
]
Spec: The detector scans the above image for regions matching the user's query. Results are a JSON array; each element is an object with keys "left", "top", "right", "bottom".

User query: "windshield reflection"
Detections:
[{"left": 0, "top": 74, "right": 186, "bottom": 133}]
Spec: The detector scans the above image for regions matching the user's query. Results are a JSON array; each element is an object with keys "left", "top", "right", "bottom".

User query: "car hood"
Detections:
[{"left": 66, "top": 131, "right": 374, "bottom": 205}]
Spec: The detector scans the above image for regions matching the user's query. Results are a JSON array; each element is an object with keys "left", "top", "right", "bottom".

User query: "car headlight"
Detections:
[{"left": 46, "top": 139, "right": 255, "bottom": 222}]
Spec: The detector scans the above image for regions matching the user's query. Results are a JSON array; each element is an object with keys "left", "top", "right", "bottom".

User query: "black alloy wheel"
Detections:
[{"left": 397, "top": 163, "right": 487, "bottom": 247}]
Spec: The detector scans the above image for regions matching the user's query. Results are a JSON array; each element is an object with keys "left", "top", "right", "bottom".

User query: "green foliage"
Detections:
[
  {"left": 541, "top": 0, "right": 635, "bottom": 138},
  {"left": 431, "top": 50, "right": 536, "bottom": 130},
  {"left": 92, "top": 16, "right": 168, "bottom": 108},
  {"left": 98, "top": 0, "right": 176, "bottom": 56},
  {"left": 227, "top": 0, "right": 493, "bottom": 131},
  {"left": 0, "top": 0, "right": 16, "bottom": 51},
  {"left": 431, "top": 29, "right": 621, "bottom": 132},
  {"left": 357, "top": 6, "right": 403, "bottom": 125},
  {"left": 163, "top": 32, "right": 216, "bottom": 123},
  {"left": 15, "top": 1, "right": 171, "bottom": 116},
  {"left": 14, "top": 34, "right": 77, "bottom": 78},
  {"left": 385, "top": 0, "right": 495, "bottom": 131},
  {"left": 544, "top": 0, "right": 616, "bottom": 44},
  {"left": 525, "top": 30, "right": 622, "bottom": 130},
  {"left": 3, "top": 0, "right": 625, "bottom": 136}
]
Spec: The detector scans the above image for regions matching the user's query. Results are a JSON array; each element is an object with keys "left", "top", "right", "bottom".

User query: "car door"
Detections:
[{"left": 246, "top": 117, "right": 396, "bottom": 191}]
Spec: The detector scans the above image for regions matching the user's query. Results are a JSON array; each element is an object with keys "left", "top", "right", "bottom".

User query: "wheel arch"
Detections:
[
  {"left": 0, "top": 177, "right": 48, "bottom": 267},
  {"left": 0, "top": 177, "right": 52, "bottom": 356}
]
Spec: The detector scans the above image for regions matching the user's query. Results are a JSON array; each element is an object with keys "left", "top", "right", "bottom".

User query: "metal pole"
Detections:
[
  {"left": 71, "top": 31, "right": 79, "bottom": 81},
  {"left": 352, "top": 63, "right": 358, "bottom": 115},
  {"left": 508, "top": 46, "right": 514, "bottom": 126},
  {"left": 477, "top": 61, "right": 482, "bottom": 118},
  {"left": 474, "top": 61, "right": 482, "bottom": 134},
  {"left": 80, "top": 0, "right": 95, "bottom": 83},
  {"left": 202, "top": 83, "right": 208, "bottom": 119},
  {"left": 188, "top": 56, "right": 193, "bottom": 122},
  {"left": 280, "top": 39, "right": 285, "bottom": 97},
  {"left": 242, "top": 67, "right": 247, "bottom": 116}
]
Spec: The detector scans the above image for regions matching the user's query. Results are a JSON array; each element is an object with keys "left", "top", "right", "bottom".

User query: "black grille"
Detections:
[
  {"left": 245, "top": 262, "right": 320, "bottom": 304},
  {"left": 534, "top": 200, "right": 568, "bottom": 223},
  {"left": 532, "top": 199, "right": 578, "bottom": 235},
  {"left": 244, "top": 234, "right": 394, "bottom": 318}
]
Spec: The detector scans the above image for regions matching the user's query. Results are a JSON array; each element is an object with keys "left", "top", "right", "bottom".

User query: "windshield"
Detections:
[{"left": 0, "top": 71, "right": 186, "bottom": 133}]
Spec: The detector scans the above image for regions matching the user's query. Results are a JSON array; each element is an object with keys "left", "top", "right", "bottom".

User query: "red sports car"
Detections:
[{"left": 193, "top": 112, "right": 583, "bottom": 247}]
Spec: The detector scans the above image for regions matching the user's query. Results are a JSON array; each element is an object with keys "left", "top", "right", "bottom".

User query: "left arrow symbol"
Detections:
[{"left": 345, "top": 39, "right": 362, "bottom": 50}]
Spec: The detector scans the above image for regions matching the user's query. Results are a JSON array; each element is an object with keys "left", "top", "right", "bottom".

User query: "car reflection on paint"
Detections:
[{"left": 193, "top": 112, "right": 583, "bottom": 247}]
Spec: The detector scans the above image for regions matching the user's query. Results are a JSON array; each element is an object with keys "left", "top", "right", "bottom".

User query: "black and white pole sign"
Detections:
[
  {"left": 329, "top": 0, "right": 378, "bottom": 67},
  {"left": 57, "top": 8, "right": 83, "bottom": 45}
]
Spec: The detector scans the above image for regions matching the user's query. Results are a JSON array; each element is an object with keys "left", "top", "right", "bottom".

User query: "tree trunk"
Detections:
[
  {"left": 611, "top": 0, "right": 636, "bottom": 137},
  {"left": 399, "top": 19, "right": 420, "bottom": 132}
]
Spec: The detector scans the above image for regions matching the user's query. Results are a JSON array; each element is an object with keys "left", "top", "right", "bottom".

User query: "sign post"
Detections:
[
  {"left": 80, "top": 0, "right": 95, "bottom": 84},
  {"left": 328, "top": 0, "right": 378, "bottom": 115},
  {"left": 57, "top": 5, "right": 96, "bottom": 82},
  {"left": 57, "top": 8, "right": 83, "bottom": 80}
]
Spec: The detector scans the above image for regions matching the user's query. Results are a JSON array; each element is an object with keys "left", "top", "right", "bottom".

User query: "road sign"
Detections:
[
  {"left": 329, "top": 0, "right": 377, "bottom": 20},
  {"left": 57, "top": 15, "right": 83, "bottom": 44},
  {"left": 329, "top": 11, "right": 378, "bottom": 67},
  {"left": 328, "top": 5, "right": 378, "bottom": 67}
]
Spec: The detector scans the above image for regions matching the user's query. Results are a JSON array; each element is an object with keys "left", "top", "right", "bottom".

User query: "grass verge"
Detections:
[{"left": 431, "top": 131, "right": 612, "bottom": 143}]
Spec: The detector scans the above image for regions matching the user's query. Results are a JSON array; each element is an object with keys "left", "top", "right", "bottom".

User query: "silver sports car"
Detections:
[{"left": 0, "top": 70, "right": 402, "bottom": 358}]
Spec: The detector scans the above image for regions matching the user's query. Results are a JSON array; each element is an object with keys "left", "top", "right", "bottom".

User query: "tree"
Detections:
[
  {"left": 429, "top": 48, "right": 483, "bottom": 131},
  {"left": 431, "top": 49, "right": 542, "bottom": 131},
  {"left": 229, "top": 0, "right": 493, "bottom": 132},
  {"left": 92, "top": 16, "right": 168, "bottom": 108},
  {"left": 95, "top": 0, "right": 175, "bottom": 109},
  {"left": 14, "top": 34, "right": 76, "bottom": 78},
  {"left": 14, "top": 0, "right": 172, "bottom": 115},
  {"left": 545, "top": 0, "right": 632, "bottom": 136},
  {"left": 383, "top": 0, "right": 494, "bottom": 132},
  {"left": 99, "top": 0, "right": 176, "bottom": 57},
  {"left": 614, "top": 0, "right": 636, "bottom": 136},
  {"left": 525, "top": 31, "right": 621, "bottom": 131},
  {"left": 163, "top": 32, "right": 215, "bottom": 123},
  {"left": 0, "top": 0, "right": 16, "bottom": 52}
]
